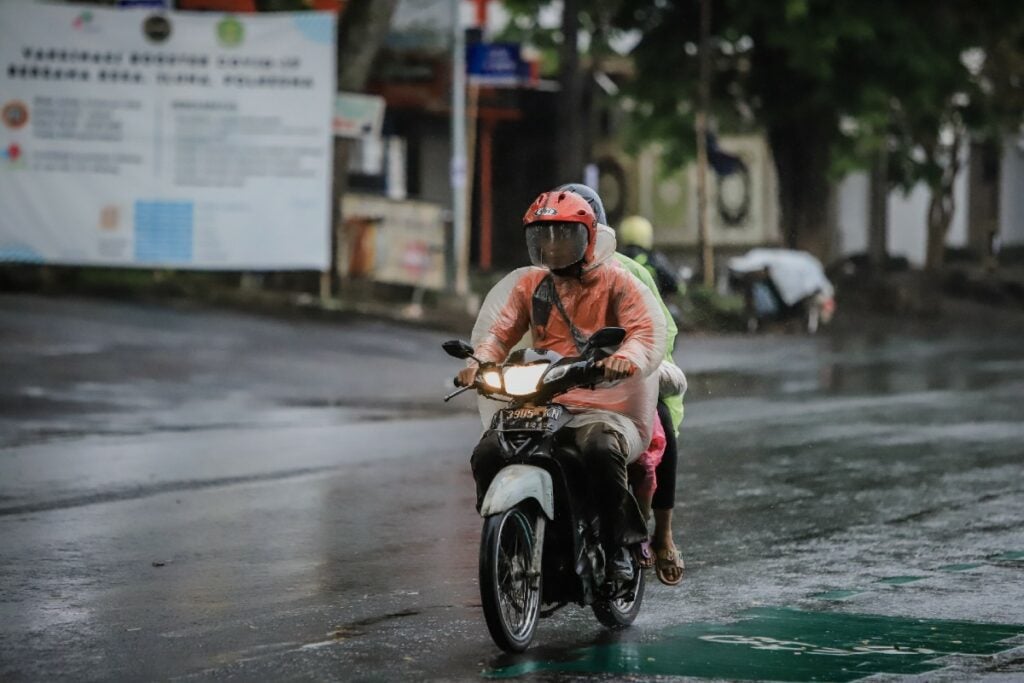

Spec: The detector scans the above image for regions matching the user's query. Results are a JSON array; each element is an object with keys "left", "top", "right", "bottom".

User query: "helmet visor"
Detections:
[{"left": 525, "top": 222, "right": 588, "bottom": 270}]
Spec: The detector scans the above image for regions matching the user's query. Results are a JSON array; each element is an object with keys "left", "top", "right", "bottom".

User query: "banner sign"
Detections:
[
  {"left": 333, "top": 92, "right": 384, "bottom": 139},
  {"left": 0, "top": 4, "right": 336, "bottom": 270},
  {"left": 342, "top": 194, "right": 445, "bottom": 290}
]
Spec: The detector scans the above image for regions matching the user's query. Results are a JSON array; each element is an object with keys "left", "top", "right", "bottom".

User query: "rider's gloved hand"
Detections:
[
  {"left": 596, "top": 356, "right": 636, "bottom": 381},
  {"left": 456, "top": 365, "right": 479, "bottom": 387}
]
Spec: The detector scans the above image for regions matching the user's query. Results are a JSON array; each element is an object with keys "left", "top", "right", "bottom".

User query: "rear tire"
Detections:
[
  {"left": 479, "top": 505, "right": 542, "bottom": 652},
  {"left": 592, "top": 556, "right": 645, "bottom": 629}
]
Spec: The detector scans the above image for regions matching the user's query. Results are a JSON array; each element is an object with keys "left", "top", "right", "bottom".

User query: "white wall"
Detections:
[
  {"left": 836, "top": 171, "right": 868, "bottom": 256},
  {"left": 886, "top": 184, "right": 930, "bottom": 265},
  {"left": 835, "top": 144, "right": 970, "bottom": 266}
]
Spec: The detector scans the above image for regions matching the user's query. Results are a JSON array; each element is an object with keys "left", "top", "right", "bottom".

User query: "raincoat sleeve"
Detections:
[
  {"left": 613, "top": 252, "right": 679, "bottom": 363},
  {"left": 470, "top": 267, "right": 534, "bottom": 364},
  {"left": 608, "top": 271, "right": 667, "bottom": 379},
  {"left": 658, "top": 361, "right": 688, "bottom": 397}
]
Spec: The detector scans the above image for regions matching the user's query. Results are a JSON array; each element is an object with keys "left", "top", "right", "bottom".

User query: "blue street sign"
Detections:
[{"left": 466, "top": 43, "right": 528, "bottom": 86}]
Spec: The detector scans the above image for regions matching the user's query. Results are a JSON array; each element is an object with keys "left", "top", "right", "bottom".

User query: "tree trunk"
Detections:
[
  {"left": 326, "top": 0, "right": 400, "bottom": 296},
  {"left": 557, "top": 0, "right": 584, "bottom": 183},
  {"left": 923, "top": 131, "right": 963, "bottom": 272},
  {"left": 867, "top": 146, "right": 889, "bottom": 271},
  {"left": 925, "top": 185, "right": 955, "bottom": 271},
  {"left": 695, "top": 0, "right": 713, "bottom": 288},
  {"left": 767, "top": 114, "right": 835, "bottom": 260}
]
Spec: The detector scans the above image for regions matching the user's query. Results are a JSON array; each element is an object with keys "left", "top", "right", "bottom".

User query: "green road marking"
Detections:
[
  {"left": 485, "top": 608, "right": 1024, "bottom": 681},
  {"left": 992, "top": 551, "right": 1024, "bottom": 561},
  {"left": 876, "top": 576, "right": 928, "bottom": 585},
  {"left": 938, "top": 563, "right": 984, "bottom": 572},
  {"left": 812, "top": 589, "right": 866, "bottom": 600}
]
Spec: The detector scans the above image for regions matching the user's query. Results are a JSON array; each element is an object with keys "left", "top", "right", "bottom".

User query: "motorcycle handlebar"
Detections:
[
  {"left": 452, "top": 361, "right": 497, "bottom": 389},
  {"left": 450, "top": 358, "right": 606, "bottom": 400}
]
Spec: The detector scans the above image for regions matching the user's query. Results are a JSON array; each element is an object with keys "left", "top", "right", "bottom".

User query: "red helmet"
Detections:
[{"left": 522, "top": 191, "right": 598, "bottom": 269}]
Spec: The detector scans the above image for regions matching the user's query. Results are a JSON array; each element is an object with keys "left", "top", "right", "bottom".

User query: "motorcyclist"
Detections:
[
  {"left": 458, "top": 189, "right": 667, "bottom": 581},
  {"left": 619, "top": 215, "right": 683, "bottom": 299},
  {"left": 556, "top": 186, "right": 687, "bottom": 586}
]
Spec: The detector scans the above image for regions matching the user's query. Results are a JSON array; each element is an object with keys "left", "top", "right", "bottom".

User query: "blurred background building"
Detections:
[{"left": 5, "top": 0, "right": 1024, "bottom": 303}]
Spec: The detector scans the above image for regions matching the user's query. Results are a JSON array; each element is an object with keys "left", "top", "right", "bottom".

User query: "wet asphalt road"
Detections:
[{"left": 1, "top": 294, "right": 1023, "bottom": 681}]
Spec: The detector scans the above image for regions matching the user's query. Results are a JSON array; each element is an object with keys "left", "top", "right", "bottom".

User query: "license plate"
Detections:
[
  {"left": 508, "top": 407, "right": 546, "bottom": 420},
  {"left": 496, "top": 405, "right": 561, "bottom": 430}
]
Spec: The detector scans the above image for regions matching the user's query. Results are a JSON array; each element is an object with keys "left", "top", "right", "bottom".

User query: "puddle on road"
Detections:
[
  {"left": 876, "top": 576, "right": 928, "bottom": 585},
  {"left": 992, "top": 551, "right": 1024, "bottom": 561},
  {"left": 812, "top": 589, "right": 866, "bottom": 601},
  {"left": 485, "top": 608, "right": 1024, "bottom": 681},
  {"left": 685, "top": 347, "right": 1024, "bottom": 402},
  {"left": 278, "top": 397, "right": 470, "bottom": 421},
  {"left": 938, "top": 563, "right": 985, "bottom": 572}
]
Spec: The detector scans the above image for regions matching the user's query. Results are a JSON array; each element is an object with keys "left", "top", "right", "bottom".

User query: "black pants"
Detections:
[
  {"left": 470, "top": 423, "right": 648, "bottom": 548},
  {"left": 652, "top": 401, "right": 678, "bottom": 510}
]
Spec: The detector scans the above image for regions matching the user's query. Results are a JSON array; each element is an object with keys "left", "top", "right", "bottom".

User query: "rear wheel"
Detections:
[
  {"left": 479, "top": 505, "right": 542, "bottom": 652},
  {"left": 592, "top": 555, "right": 645, "bottom": 629}
]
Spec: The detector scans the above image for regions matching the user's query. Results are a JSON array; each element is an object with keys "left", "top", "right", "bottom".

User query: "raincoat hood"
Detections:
[{"left": 585, "top": 224, "right": 617, "bottom": 272}]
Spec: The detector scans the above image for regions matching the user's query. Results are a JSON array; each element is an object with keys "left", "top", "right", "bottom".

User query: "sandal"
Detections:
[{"left": 654, "top": 546, "right": 684, "bottom": 586}]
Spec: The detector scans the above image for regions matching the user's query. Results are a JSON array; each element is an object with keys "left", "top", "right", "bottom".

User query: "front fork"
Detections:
[{"left": 529, "top": 516, "right": 546, "bottom": 589}]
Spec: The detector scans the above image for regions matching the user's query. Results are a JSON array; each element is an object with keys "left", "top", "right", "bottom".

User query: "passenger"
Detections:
[{"left": 556, "top": 187, "right": 687, "bottom": 586}]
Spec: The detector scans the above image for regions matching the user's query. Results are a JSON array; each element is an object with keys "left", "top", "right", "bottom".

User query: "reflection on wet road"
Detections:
[
  {"left": 488, "top": 608, "right": 1024, "bottom": 681},
  {"left": 1, "top": 295, "right": 1023, "bottom": 680}
]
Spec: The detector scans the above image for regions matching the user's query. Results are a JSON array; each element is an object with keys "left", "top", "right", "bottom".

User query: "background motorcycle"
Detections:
[{"left": 443, "top": 327, "right": 645, "bottom": 652}]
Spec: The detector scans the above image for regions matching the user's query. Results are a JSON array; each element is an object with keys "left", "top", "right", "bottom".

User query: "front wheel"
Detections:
[
  {"left": 592, "top": 556, "right": 645, "bottom": 629},
  {"left": 479, "top": 505, "right": 542, "bottom": 652}
]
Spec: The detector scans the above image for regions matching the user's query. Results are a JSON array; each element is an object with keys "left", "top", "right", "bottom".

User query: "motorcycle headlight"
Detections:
[
  {"left": 481, "top": 370, "right": 503, "bottom": 390},
  {"left": 502, "top": 364, "right": 547, "bottom": 396}
]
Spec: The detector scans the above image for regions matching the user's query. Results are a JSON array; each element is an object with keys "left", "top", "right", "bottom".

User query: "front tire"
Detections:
[
  {"left": 479, "top": 505, "right": 542, "bottom": 652},
  {"left": 592, "top": 556, "right": 645, "bottom": 629}
]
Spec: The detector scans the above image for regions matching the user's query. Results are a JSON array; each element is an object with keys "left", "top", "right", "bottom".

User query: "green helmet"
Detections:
[{"left": 618, "top": 215, "right": 654, "bottom": 250}]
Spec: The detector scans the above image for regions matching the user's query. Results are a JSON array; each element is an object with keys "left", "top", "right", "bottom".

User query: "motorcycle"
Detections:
[
  {"left": 727, "top": 248, "right": 836, "bottom": 334},
  {"left": 442, "top": 327, "right": 645, "bottom": 652}
]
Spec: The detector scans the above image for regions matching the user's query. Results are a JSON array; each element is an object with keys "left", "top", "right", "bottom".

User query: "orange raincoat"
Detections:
[{"left": 471, "top": 224, "right": 667, "bottom": 458}]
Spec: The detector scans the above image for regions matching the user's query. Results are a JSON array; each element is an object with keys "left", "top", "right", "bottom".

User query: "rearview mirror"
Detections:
[
  {"left": 442, "top": 339, "right": 476, "bottom": 360},
  {"left": 582, "top": 327, "right": 625, "bottom": 354}
]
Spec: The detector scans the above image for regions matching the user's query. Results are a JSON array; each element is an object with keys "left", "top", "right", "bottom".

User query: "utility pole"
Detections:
[
  {"left": 449, "top": 0, "right": 469, "bottom": 295},
  {"left": 695, "top": 0, "right": 714, "bottom": 288}
]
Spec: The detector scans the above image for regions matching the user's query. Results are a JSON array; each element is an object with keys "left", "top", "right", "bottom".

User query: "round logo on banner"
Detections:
[
  {"left": 217, "top": 18, "right": 244, "bottom": 47},
  {"left": 2, "top": 101, "right": 29, "bottom": 130},
  {"left": 143, "top": 15, "right": 172, "bottom": 43},
  {"left": 3, "top": 143, "right": 24, "bottom": 166}
]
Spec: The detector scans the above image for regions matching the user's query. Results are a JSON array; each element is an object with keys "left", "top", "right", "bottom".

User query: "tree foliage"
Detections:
[
  {"left": 498, "top": 1, "right": 1024, "bottom": 262},
  {"left": 616, "top": 0, "right": 1024, "bottom": 261}
]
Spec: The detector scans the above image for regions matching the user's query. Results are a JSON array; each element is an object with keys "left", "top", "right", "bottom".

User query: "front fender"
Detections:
[{"left": 480, "top": 464, "right": 554, "bottom": 520}]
